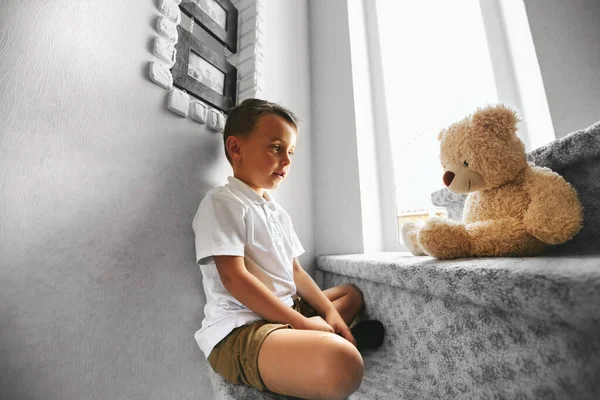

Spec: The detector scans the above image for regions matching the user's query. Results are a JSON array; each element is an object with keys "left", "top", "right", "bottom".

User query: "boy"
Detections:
[{"left": 192, "top": 99, "right": 384, "bottom": 400}]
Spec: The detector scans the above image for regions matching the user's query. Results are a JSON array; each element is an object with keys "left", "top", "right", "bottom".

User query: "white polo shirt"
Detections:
[{"left": 192, "top": 176, "right": 305, "bottom": 359}]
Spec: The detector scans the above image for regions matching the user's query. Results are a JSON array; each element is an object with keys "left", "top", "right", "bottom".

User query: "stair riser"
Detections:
[{"left": 322, "top": 271, "right": 600, "bottom": 400}]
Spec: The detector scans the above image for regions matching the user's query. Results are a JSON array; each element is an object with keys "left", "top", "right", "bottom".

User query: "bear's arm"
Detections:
[
  {"left": 461, "top": 193, "right": 479, "bottom": 223},
  {"left": 523, "top": 166, "right": 583, "bottom": 245}
]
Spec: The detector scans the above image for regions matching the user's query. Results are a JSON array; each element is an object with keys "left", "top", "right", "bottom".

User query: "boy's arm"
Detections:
[
  {"left": 293, "top": 258, "right": 356, "bottom": 345},
  {"left": 292, "top": 258, "right": 336, "bottom": 317},
  {"left": 214, "top": 255, "right": 307, "bottom": 328}
]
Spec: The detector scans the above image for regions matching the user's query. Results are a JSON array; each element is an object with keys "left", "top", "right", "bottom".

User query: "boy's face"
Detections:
[{"left": 231, "top": 114, "right": 297, "bottom": 195}]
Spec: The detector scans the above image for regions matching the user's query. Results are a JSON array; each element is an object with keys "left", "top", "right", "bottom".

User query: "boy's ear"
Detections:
[{"left": 226, "top": 136, "right": 242, "bottom": 161}]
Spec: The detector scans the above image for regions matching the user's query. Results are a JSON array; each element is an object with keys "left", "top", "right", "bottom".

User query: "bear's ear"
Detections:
[
  {"left": 437, "top": 128, "right": 446, "bottom": 142},
  {"left": 471, "top": 104, "right": 520, "bottom": 138}
]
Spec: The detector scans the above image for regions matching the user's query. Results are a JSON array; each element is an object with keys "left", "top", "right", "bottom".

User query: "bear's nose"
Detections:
[{"left": 443, "top": 171, "right": 455, "bottom": 187}]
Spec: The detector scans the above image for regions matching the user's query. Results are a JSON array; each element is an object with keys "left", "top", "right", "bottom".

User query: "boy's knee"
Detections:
[
  {"left": 322, "top": 338, "right": 364, "bottom": 399},
  {"left": 347, "top": 283, "right": 364, "bottom": 309}
]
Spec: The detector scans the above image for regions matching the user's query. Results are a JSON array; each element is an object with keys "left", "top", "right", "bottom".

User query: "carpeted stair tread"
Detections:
[
  {"left": 318, "top": 256, "right": 600, "bottom": 400},
  {"left": 317, "top": 254, "right": 600, "bottom": 329}
]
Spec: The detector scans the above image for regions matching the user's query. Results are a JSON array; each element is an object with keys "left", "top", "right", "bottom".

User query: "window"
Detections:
[{"left": 373, "top": 0, "right": 502, "bottom": 243}]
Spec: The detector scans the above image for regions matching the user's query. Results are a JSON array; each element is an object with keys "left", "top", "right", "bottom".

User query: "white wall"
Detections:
[
  {"left": 524, "top": 0, "right": 600, "bottom": 137},
  {"left": 308, "top": 0, "right": 362, "bottom": 256},
  {"left": 262, "top": 0, "right": 315, "bottom": 274},
  {"left": 0, "top": 1, "right": 312, "bottom": 399},
  {"left": 309, "top": 0, "right": 386, "bottom": 256},
  {"left": 347, "top": 0, "right": 384, "bottom": 254}
]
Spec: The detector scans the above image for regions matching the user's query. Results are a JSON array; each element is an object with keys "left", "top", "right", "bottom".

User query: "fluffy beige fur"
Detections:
[{"left": 402, "top": 104, "right": 583, "bottom": 260}]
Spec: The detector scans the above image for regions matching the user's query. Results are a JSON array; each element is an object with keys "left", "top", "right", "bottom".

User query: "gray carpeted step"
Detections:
[{"left": 317, "top": 253, "right": 600, "bottom": 400}]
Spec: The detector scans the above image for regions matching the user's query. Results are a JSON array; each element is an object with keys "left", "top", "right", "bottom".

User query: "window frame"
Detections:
[
  {"left": 361, "top": 0, "right": 554, "bottom": 252},
  {"left": 362, "top": 0, "right": 407, "bottom": 252}
]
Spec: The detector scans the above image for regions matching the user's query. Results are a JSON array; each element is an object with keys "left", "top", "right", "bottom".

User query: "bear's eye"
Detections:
[{"left": 463, "top": 160, "right": 469, "bottom": 167}]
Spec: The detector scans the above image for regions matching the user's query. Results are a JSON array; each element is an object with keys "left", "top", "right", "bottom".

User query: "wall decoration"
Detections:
[
  {"left": 159, "top": 0, "right": 182, "bottom": 24},
  {"left": 148, "top": 0, "right": 265, "bottom": 125},
  {"left": 153, "top": 36, "right": 177, "bottom": 67},
  {"left": 188, "top": 51, "right": 225, "bottom": 95},
  {"left": 190, "top": 100, "right": 208, "bottom": 123},
  {"left": 208, "top": 108, "right": 225, "bottom": 131},
  {"left": 167, "top": 88, "right": 190, "bottom": 117},
  {"left": 148, "top": 61, "right": 173, "bottom": 89},
  {"left": 227, "top": 0, "right": 265, "bottom": 102},
  {"left": 156, "top": 16, "right": 179, "bottom": 42},
  {"left": 179, "top": 0, "right": 238, "bottom": 53},
  {"left": 171, "top": 25, "right": 237, "bottom": 112}
]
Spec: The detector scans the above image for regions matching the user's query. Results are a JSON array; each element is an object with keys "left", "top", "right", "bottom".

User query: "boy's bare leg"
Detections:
[
  {"left": 257, "top": 284, "right": 365, "bottom": 399},
  {"left": 322, "top": 283, "right": 364, "bottom": 325},
  {"left": 257, "top": 329, "right": 364, "bottom": 400},
  {"left": 325, "top": 283, "right": 385, "bottom": 352}
]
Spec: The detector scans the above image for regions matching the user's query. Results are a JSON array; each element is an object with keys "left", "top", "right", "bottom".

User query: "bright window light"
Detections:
[{"left": 374, "top": 0, "right": 499, "bottom": 239}]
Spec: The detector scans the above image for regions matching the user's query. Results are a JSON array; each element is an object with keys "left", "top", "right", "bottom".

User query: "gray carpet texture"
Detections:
[{"left": 319, "top": 254, "right": 600, "bottom": 400}]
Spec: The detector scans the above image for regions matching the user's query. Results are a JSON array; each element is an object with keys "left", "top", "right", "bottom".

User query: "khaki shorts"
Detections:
[{"left": 207, "top": 295, "right": 319, "bottom": 392}]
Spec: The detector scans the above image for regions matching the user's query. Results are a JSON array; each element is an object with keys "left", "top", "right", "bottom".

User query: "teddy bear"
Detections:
[{"left": 401, "top": 104, "right": 583, "bottom": 260}]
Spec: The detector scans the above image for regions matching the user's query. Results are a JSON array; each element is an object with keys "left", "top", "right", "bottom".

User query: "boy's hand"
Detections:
[
  {"left": 297, "top": 316, "right": 335, "bottom": 333},
  {"left": 325, "top": 311, "right": 357, "bottom": 347}
]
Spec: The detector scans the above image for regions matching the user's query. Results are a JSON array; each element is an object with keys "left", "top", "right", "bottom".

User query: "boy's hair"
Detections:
[{"left": 223, "top": 98, "right": 299, "bottom": 164}]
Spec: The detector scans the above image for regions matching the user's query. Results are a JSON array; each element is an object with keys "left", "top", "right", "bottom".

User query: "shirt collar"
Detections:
[{"left": 227, "top": 176, "right": 276, "bottom": 207}]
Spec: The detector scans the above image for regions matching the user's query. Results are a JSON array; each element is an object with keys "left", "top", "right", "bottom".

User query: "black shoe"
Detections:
[{"left": 350, "top": 320, "right": 385, "bottom": 351}]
